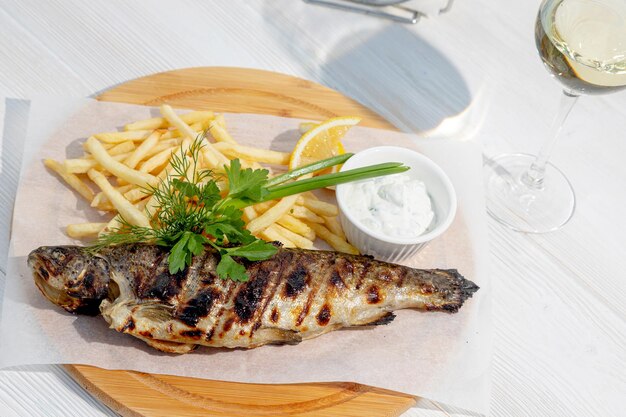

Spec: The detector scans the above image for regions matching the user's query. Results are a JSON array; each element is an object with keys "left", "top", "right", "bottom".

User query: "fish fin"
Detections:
[
  {"left": 100, "top": 298, "right": 188, "bottom": 354},
  {"left": 102, "top": 298, "right": 174, "bottom": 325},
  {"left": 134, "top": 334, "right": 197, "bottom": 354},
  {"left": 132, "top": 302, "right": 174, "bottom": 323},
  {"left": 254, "top": 327, "right": 302, "bottom": 346},
  {"left": 353, "top": 311, "right": 396, "bottom": 326},
  {"left": 366, "top": 312, "right": 396, "bottom": 326},
  {"left": 429, "top": 269, "right": 479, "bottom": 312}
]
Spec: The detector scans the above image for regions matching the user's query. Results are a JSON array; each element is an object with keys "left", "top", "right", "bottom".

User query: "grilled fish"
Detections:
[{"left": 28, "top": 244, "right": 478, "bottom": 353}]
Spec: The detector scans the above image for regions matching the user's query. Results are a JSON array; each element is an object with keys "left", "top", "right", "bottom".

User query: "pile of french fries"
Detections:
[{"left": 45, "top": 104, "right": 358, "bottom": 254}]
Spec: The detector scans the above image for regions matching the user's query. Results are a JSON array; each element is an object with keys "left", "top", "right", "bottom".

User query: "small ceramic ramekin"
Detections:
[{"left": 336, "top": 146, "right": 457, "bottom": 262}]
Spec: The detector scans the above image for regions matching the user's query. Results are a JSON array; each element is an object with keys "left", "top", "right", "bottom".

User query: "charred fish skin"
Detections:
[{"left": 28, "top": 244, "right": 479, "bottom": 352}]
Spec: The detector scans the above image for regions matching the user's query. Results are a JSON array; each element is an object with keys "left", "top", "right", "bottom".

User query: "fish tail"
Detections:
[{"left": 439, "top": 269, "right": 479, "bottom": 312}]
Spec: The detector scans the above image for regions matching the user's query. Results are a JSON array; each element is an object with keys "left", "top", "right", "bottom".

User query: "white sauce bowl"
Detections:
[{"left": 336, "top": 146, "right": 457, "bottom": 262}]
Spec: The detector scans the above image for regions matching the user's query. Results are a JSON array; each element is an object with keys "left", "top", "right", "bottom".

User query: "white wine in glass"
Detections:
[{"left": 484, "top": 0, "right": 626, "bottom": 233}]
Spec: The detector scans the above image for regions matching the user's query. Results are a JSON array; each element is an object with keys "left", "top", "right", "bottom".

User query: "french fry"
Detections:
[
  {"left": 307, "top": 223, "right": 358, "bottom": 255},
  {"left": 299, "top": 122, "right": 317, "bottom": 133},
  {"left": 160, "top": 121, "right": 204, "bottom": 140},
  {"left": 260, "top": 225, "right": 295, "bottom": 248},
  {"left": 180, "top": 111, "right": 214, "bottom": 124},
  {"left": 232, "top": 157, "right": 264, "bottom": 172},
  {"left": 108, "top": 141, "right": 136, "bottom": 156},
  {"left": 141, "top": 137, "right": 192, "bottom": 174},
  {"left": 91, "top": 183, "right": 136, "bottom": 211},
  {"left": 99, "top": 214, "right": 123, "bottom": 236},
  {"left": 43, "top": 159, "right": 94, "bottom": 201},
  {"left": 159, "top": 130, "right": 179, "bottom": 141},
  {"left": 87, "top": 169, "right": 151, "bottom": 228},
  {"left": 124, "top": 187, "right": 150, "bottom": 204},
  {"left": 124, "top": 111, "right": 214, "bottom": 131},
  {"left": 201, "top": 149, "right": 219, "bottom": 170},
  {"left": 63, "top": 158, "right": 98, "bottom": 174},
  {"left": 197, "top": 118, "right": 213, "bottom": 131},
  {"left": 142, "top": 139, "right": 181, "bottom": 160},
  {"left": 94, "top": 130, "right": 152, "bottom": 143},
  {"left": 238, "top": 159, "right": 254, "bottom": 169},
  {"left": 90, "top": 192, "right": 106, "bottom": 208},
  {"left": 66, "top": 223, "right": 107, "bottom": 238},
  {"left": 299, "top": 196, "right": 339, "bottom": 217},
  {"left": 323, "top": 216, "right": 345, "bottom": 240},
  {"left": 92, "top": 184, "right": 135, "bottom": 204},
  {"left": 276, "top": 214, "right": 315, "bottom": 240},
  {"left": 208, "top": 119, "right": 237, "bottom": 144},
  {"left": 124, "top": 117, "right": 165, "bottom": 132},
  {"left": 215, "top": 113, "right": 227, "bottom": 128},
  {"left": 246, "top": 195, "right": 299, "bottom": 235},
  {"left": 272, "top": 224, "right": 314, "bottom": 249},
  {"left": 117, "top": 184, "right": 136, "bottom": 193},
  {"left": 85, "top": 136, "right": 157, "bottom": 187},
  {"left": 135, "top": 197, "right": 149, "bottom": 211},
  {"left": 159, "top": 104, "right": 227, "bottom": 167},
  {"left": 289, "top": 205, "right": 324, "bottom": 223},
  {"left": 124, "top": 130, "right": 163, "bottom": 169},
  {"left": 153, "top": 158, "right": 181, "bottom": 182},
  {"left": 91, "top": 199, "right": 115, "bottom": 212},
  {"left": 143, "top": 192, "right": 160, "bottom": 218},
  {"left": 64, "top": 152, "right": 130, "bottom": 174},
  {"left": 242, "top": 206, "right": 258, "bottom": 223},
  {"left": 213, "top": 142, "right": 290, "bottom": 165},
  {"left": 252, "top": 201, "right": 275, "bottom": 214}
]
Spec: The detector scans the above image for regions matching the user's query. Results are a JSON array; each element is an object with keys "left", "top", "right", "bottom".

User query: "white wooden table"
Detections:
[{"left": 0, "top": 1, "right": 624, "bottom": 416}]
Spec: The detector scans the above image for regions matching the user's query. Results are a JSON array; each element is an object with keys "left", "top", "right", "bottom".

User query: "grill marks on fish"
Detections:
[
  {"left": 316, "top": 304, "right": 331, "bottom": 326},
  {"left": 176, "top": 253, "right": 235, "bottom": 341},
  {"left": 141, "top": 251, "right": 181, "bottom": 301},
  {"left": 284, "top": 265, "right": 309, "bottom": 298},
  {"left": 270, "top": 308, "right": 280, "bottom": 323},
  {"left": 235, "top": 267, "right": 272, "bottom": 322},
  {"left": 121, "top": 317, "right": 136, "bottom": 332},
  {"left": 177, "top": 288, "right": 220, "bottom": 327},
  {"left": 354, "top": 259, "right": 371, "bottom": 291},
  {"left": 194, "top": 254, "right": 234, "bottom": 341},
  {"left": 247, "top": 259, "right": 282, "bottom": 337},
  {"left": 28, "top": 244, "right": 479, "bottom": 353},
  {"left": 297, "top": 254, "right": 333, "bottom": 329},
  {"left": 366, "top": 285, "right": 382, "bottom": 304}
]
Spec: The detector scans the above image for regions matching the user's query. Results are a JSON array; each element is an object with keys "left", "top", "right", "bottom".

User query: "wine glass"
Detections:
[{"left": 484, "top": 0, "right": 626, "bottom": 233}]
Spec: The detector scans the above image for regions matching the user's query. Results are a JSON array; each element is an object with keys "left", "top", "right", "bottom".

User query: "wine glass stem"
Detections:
[{"left": 522, "top": 90, "right": 579, "bottom": 189}]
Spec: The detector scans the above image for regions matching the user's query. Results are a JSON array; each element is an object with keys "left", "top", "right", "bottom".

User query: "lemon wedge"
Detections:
[{"left": 289, "top": 116, "right": 361, "bottom": 174}]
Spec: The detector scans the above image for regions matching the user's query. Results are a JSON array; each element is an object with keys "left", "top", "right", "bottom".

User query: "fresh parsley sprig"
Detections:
[{"left": 92, "top": 135, "right": 408, "bottom": 282}]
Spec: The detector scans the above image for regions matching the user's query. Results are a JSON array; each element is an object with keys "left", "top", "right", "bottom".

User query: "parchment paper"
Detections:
[{"left": 0, "top": 98, "right": 492, "bottom": 415}]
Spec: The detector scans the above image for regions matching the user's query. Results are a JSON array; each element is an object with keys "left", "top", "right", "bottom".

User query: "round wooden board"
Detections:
[{"left": 66, "top": 67, "right": 416, "bottom": 417}]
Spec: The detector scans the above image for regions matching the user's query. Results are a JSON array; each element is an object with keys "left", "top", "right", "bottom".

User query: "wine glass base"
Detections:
[{"left": 484, "top": 153, "right": 576, "bottom": 233}]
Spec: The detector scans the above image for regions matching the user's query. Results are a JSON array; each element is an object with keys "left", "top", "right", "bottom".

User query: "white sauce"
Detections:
[{"left": 343, "top": 173, "right": 434, "bottom": 238}]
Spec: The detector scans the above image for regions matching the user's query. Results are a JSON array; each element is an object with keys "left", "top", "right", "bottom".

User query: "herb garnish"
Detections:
[{"left": 92, "top": 136, "right": 408, "bottom": 281}]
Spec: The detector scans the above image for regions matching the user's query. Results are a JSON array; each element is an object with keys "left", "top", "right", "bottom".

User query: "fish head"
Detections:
[{"left": 28, "top": 246, "right": 111, "bottom": 315}]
